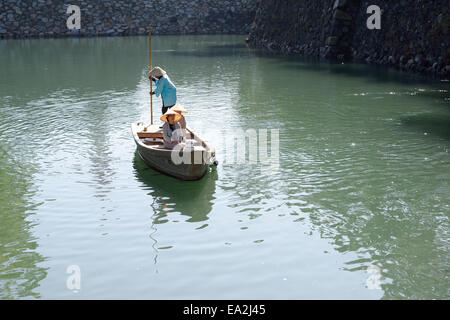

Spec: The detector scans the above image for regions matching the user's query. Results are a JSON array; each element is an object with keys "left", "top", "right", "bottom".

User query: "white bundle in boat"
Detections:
[{"left": 183, "top": 139, "right": 205, "bottom": 152}]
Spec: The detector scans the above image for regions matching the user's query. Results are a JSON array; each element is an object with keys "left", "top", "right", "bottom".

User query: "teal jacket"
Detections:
[{"left": 154, "top": 75, "right": 177, "bottom": 107}]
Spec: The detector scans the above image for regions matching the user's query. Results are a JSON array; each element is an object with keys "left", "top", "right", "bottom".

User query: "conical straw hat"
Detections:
[
  {"left": 149, "top": 66, "right": 167, "bottom": 78},
  {"left": 160, "top": 108, "right": 183, "bottom": 123},
  {"left": 170, "top": 103, "right": 188, "bottom": 114}
]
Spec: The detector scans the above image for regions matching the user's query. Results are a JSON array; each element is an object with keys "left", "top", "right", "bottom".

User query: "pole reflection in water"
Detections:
[{"left": 132, "top": 152, "right": 218, "bottom": 266}]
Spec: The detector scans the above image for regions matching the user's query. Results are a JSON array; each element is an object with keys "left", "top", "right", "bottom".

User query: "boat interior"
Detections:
[
  {"left": 137, "top": 131, "right": 164, "bottom": 146},
  {"left": 136, "top": 124, "right": 208, "bottom": 151}
]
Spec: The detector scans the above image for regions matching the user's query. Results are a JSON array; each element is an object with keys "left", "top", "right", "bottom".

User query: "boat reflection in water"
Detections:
[{"left": 133, "top": 151, "right": 218, "bottom": 225}]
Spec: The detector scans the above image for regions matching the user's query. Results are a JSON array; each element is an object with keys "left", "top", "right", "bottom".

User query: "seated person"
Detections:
[
  {"left": 160, "top": 109, "right": 185, "bottom": 149},
  {"left": 170, "top": 103, "right": 188, "bottom": 129}
]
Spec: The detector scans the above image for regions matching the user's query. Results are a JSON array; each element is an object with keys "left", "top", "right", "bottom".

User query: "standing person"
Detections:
[{"left": 149, "top": 67, "right": 177, "bottom": 115}]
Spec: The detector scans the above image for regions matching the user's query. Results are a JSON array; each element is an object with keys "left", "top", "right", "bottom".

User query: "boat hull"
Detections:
[
  {"left": 131, "top": 123, "right": 212, "bottom": 181},
  {"left": 136, "top": 143, "right": 207, "bottom": 181}
]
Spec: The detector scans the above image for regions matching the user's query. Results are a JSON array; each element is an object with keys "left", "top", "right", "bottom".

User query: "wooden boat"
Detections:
[
  {"left": 131, "top": 122, "right": 217, "bottom": 181},
  {"left": 132, "top": 26, "right": 217, "bottom": 180}
]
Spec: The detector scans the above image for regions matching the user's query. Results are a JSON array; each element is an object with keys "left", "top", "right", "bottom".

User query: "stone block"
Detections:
[
  {"left": 326, "top": 36, "right": 339, "bottom": 46},
  {"left": 333, "top": 9, "right": 352, "bottom": 21},
  {"left": 333, "top": 0, "right": 347, "bottom": 10}
]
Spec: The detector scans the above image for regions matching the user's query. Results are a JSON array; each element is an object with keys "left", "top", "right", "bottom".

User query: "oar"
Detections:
[{"left": 149, "top": 24, "right": 153, "bottom": 125}]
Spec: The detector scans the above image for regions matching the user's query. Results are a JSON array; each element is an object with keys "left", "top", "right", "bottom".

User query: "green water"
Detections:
[{"left": 0, "top": 35, "right": 449, "bottom": 299}]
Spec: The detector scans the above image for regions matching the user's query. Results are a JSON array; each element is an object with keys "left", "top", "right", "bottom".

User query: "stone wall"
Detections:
[
  {"left": 0, "top": 0, "right": 257, "bottom": 38},
  {"left": 246, "top": 0, "right": 335, "bottom": 56},
  {"left": 352, "top": 1, "right": 449, "bottom": 77},
  {"left": 248, "top": 0, "right": 449, "bottom": 78}
]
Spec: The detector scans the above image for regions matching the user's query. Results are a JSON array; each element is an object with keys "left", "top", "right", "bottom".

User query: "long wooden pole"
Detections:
[{"left": 149, "top": 24, "right": 153, "bottom": 125}]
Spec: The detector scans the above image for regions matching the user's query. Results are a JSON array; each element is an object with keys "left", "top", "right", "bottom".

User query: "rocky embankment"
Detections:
[
  {"left": 0, "top": 0, "right": 256, "bottom": 38},
  {"left": 248, "top": 0, "right": 449, "bottom": 78}
]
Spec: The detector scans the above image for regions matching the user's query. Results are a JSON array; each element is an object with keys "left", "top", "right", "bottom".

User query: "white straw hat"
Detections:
[
  {"left": 170, "top": 103, "right": 188, "bottom": 114},
  {"left": 160, "top": 109, "right": 183, "bottom": 123},
  {"left": 149, "top": 66, "right": 167, "bottom": 78}
]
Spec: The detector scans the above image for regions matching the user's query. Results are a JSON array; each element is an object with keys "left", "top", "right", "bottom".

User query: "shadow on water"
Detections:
[
  {"left": 267, "top": 51, "right": 449, "bottom": 87},
  {"left": 270, "top": 54, "right": 450, "bottom": 141},
  {"left": 206, "top": 43, "right": 248, "bottom": 50},
  {"left": 132, "top": 152, "right": 218, "bottom": 224},
  {"left": 170, "top": 48, "right": 250, "bottom": 59},
  {"left": 169, "top": 42, "right": 251, "bottom": 58},
  {"left": 400, "top": 114, "right": 450, "bottom": 140}
]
